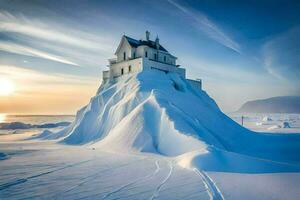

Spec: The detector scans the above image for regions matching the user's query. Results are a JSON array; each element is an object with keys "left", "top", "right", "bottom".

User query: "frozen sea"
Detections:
[
  {"left": 228, "top": 113, "right": 300, "bottom": 133},
  {"left": 0, "top": 114, "right": 74, "bottom": 140},
  {"left": 0, "top": 114, "right": 74, "bottom": 124}
]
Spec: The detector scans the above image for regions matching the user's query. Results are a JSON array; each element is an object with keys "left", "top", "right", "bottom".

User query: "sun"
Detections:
[
  {"left": 0, "top": 113, "right": 6, "bottom": 123},
  {"left": 0, "top": 78, "right": 15, "bottom": 96}
]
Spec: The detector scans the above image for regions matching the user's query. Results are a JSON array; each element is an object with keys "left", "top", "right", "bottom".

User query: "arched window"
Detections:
[
  {"left": 121, "top": 68, "right": 124, "bottom": 75},
  {"left": 145, "top": 51, "right": 148, "bottom": 58},
  {"left": 123, "top": 52, "right": 126, "bottom": 60}
]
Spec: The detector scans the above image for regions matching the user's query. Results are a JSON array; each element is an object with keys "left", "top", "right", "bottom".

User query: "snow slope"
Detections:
[
  {"left": 47, "top": 70, "right": 300, "bottom": 163},
  {"left": 2, "top": 70, "right": 300, "bottom": 199}
]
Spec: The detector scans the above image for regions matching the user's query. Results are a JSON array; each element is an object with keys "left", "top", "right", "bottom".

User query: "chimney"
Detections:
[
  {"left": 155, "top": 36, "right": 159, "bottom": 49},
  {"left": 146, "top": 30, "right": 150, "bottom": 41}
]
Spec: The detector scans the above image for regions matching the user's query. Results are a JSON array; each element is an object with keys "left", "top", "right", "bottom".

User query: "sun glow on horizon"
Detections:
[
  {"left": 0, "top": 113, "right": 6, "bottom": 123},
  {"left": 0, "top": 78, "right": 15, "bottom": 96}
]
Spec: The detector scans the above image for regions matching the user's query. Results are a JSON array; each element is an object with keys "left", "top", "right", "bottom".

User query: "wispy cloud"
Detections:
[
  {"left": 0, "top": 41, "right": 79, "bottom": 66},
  {"left": 0, "top": 11, "right": 111, "bottom": 52},
  {"left": 0, "top": 10, "right": 114, "bottom": 68},
  {"left": 167, "top": 0, "right": 241, "bottom": 54},
  {"left": 262, "top": 26, "right": 300, "bottom": 82}
]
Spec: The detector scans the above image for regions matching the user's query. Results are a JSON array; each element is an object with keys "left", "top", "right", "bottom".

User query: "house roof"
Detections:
[{"left": 124, "top": 36, "right": 168, "bottom": 52}]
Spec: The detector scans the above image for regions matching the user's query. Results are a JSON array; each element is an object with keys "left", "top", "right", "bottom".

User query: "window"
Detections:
[
  {"left": 123, "top": 52, "right": 126, "bottom": 60},
  {"left": 121, "top": 68, "right": 124, "bottom": 75},
  {"left": 164, "top": 56, "right": 166, "bottom": 62},
  {"left": 145, "top": 51, "right": 148, "bottom": 57},
  {"left": 129, "top": 65, "right": 132, "bottom": 72},
  {"left": 154, "top": 53, "right": 157, "bottom": 60}
]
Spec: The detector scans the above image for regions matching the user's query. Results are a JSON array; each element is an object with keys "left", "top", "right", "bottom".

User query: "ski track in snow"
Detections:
[
  {"left": 51, "top": 157, "right": 148, "bottom": 199},
  {"left": 102, "top": 160, "right": 161, "bottom": 199},
  {"left": 193, "top": 168, "right": 224, "bottom": 200},
  {"left": 0, "top": 159, "right": 92, "bottom": 191},
  {"left": 150, "top": 161, "right": 173, "bottom": 200}
]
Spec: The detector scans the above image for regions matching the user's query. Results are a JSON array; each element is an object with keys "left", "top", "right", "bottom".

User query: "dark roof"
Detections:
[{"left": 125, "top": 36, "right": 168, "bottom": 52}]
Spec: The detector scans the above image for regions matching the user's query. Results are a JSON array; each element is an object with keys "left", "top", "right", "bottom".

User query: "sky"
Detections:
[{"left": 0, "top": 0, "right": 299, "bottom": 114}]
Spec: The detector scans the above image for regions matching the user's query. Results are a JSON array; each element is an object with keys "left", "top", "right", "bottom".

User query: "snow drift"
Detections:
[{"left": 45, "top": 70, "right": 300, "bottom": 163}]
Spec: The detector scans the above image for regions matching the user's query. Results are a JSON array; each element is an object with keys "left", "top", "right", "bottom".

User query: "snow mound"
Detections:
[
  {"left": 263, "top": 116, "right": 272, "bottom": 122},
  {"left": 268, "top": 125, "right": 281, "bottom": 130},
  {"left": 267, "top": 122, "right": 291, "bottom": 130},
  {"left": 33, "top": 126, "right": 73, "bottom": 140},
  {"left": 176, "top": 147, "right": 300, "bottom": 173},
  {"left": 51, "top": 70, "right": 300, "bottom": 162},
  {"left": 256, "top": 122, "right": 263, "bottom": 126}
]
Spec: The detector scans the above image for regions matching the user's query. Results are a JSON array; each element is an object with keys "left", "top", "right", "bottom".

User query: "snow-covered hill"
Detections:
[
  {"left": 237, "top": 96, "right": 300, "bottom": 113},
  {"left": 2, "top": 70, "right": 300, "bottom": 200},
  {"left": 45, "top": 70, "right": 300, "bottom": 164}
]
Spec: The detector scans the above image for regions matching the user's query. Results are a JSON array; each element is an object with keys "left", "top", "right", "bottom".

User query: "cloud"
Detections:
[
  {"left": 0, "top": 65, "right": 98, "bottom": 88},
  {"left": 0, "top": 11, "right": 111, "bottom": 52},
  {"left": 0, "top": 41, "right": 79, "bottom": 66},
  {"left": 167, "top": 0, "right": 241, "bottom": 54},
  {"left": 262, "top": 27, "right": 300, "bottom": 82},
  {"left": 0, "top": 10, "right": 114, "bottom": 68}
]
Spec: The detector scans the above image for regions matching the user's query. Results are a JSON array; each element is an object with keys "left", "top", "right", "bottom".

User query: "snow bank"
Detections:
[
  {"left": 31, "top": 125, "right": 73, "bottom": 140},
  {"left": 50, "top": 70, "right": 300, "bottom": 163},
  {"left": 256, "top": 116, "right": 273, "bottom": 126},
  {"left": 267, "top": 122, "right": 291, "bottom": 130},
  {"left": 267, "top": 125, "right": 281, "bottom": 130},
  {"left": 176, "top": 147, "right": 300, "bottom": 173}
]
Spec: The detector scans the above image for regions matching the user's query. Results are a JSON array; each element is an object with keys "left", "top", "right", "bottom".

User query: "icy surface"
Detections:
[{"left": 230, "top": 113, "right": 300, "bottom": 133}]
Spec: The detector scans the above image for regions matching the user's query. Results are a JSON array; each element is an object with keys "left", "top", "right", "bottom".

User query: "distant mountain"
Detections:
[{"left": 237, "top": 96, "right": 300, "bottom": 113}]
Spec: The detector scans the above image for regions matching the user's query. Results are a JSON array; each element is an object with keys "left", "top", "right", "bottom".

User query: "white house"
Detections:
[{"left": 102, "top": 31, "right": 201, "bottom": 90}]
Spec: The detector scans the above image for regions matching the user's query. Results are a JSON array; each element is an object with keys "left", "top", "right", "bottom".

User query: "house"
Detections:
[{"left": 102, "top": 31, "right": 201, "bottom": 90}]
